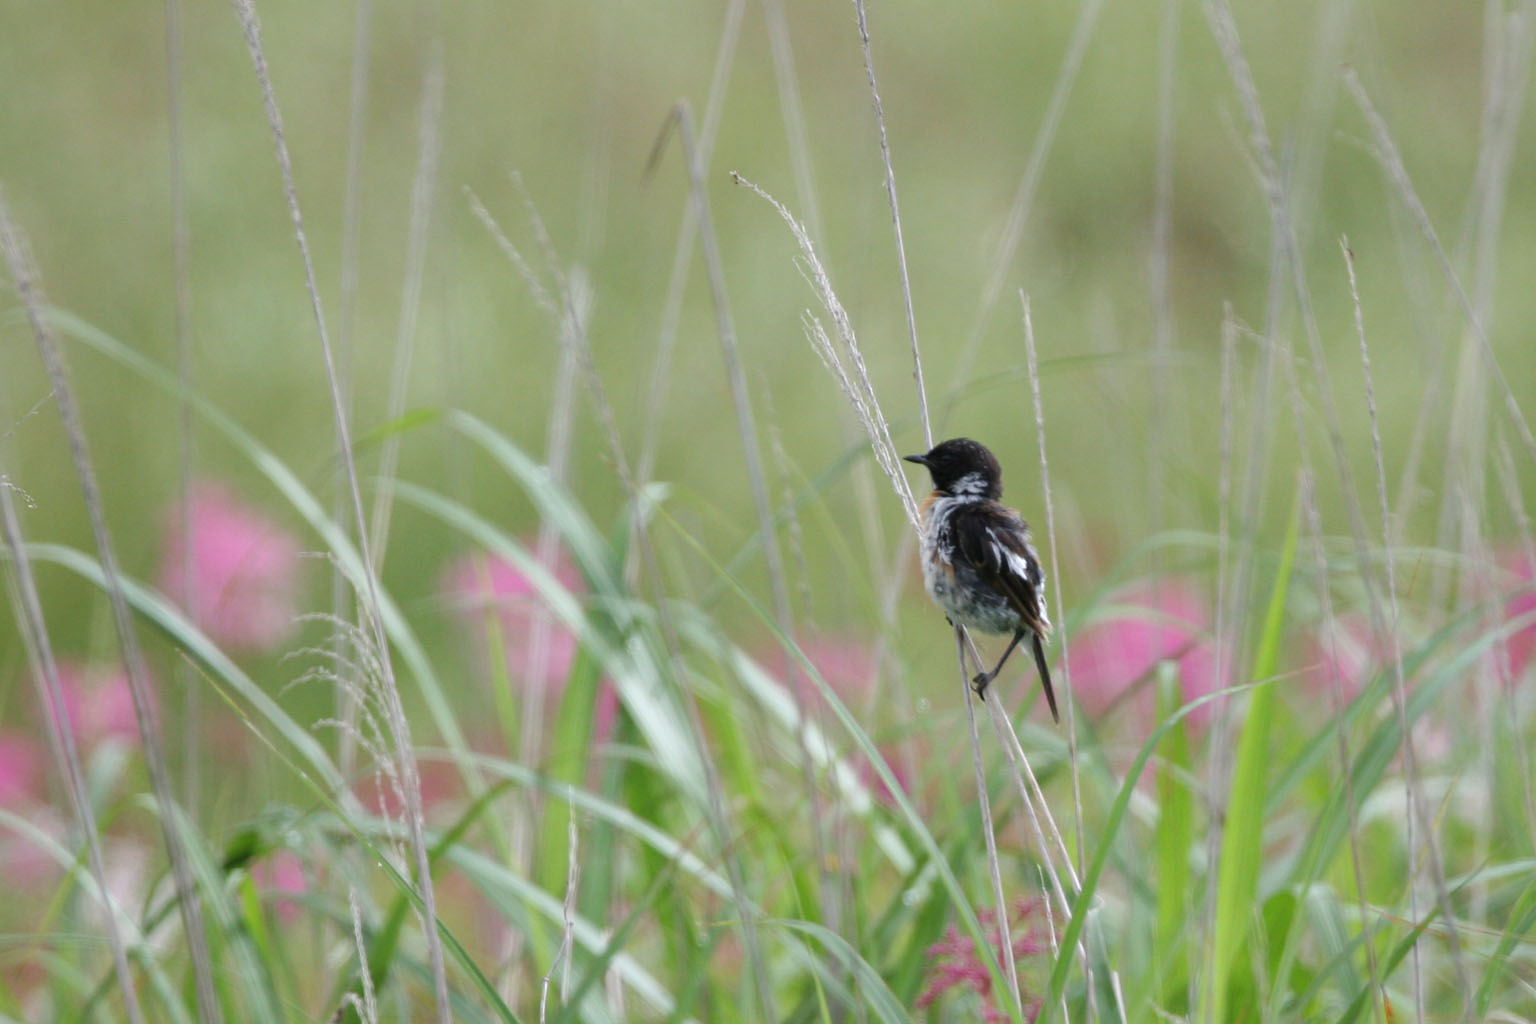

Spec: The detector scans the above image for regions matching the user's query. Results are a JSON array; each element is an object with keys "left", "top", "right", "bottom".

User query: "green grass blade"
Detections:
[
  {"left": 21, "top": 542, "right": 344, "bottom": 793},
  {"left": 52, "top": 311, "right": 475, "bottom": 765},
  {"left": 449, "top": 844, "right": 687, "bottom": 1021},
  {"left": 1205, "top": 496, "right": 1299, "bottom": 1023},
  {"left": 388, "top": 479, "right": 712, "bottom": 807},
  {"left": 1041, "top": 677, "right": 1263, "bottom": 1016},
  {"left": 1152, "top": 660, "right": 1195, "bottom": 1015},
  {"left": 762, "top": 919, "right": 913, "bottom": 1024},
  {"left": 1473, "top": 869, "right": 1536, "bottom": 1017}
]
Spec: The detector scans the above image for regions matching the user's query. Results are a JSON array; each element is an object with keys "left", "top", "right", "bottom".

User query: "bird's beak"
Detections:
[{"left": 903, "top": 454, "right": 928, "bottom": 466}]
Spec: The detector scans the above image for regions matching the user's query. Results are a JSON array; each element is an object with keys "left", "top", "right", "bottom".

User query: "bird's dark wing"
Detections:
[{"left": 952, "top": 502, "right": 1051, "bottom": 638}]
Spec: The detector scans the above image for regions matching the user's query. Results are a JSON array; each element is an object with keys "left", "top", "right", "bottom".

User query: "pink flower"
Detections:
[
  {"left": 440, "top": 547, "right": 581, "bottom": 693},
  {"left": 917, "top": 897, "right": 1046, "bottom": 1022},
  {"left": 159, "top": 482, "right": 301, "bottom": 653},
  {"left": 0, "top": 733, "right": 43, "bottom": 807},
  {"left": 767, "top": 636, "right": 880, "bottom": 705},
  {"left": 1304, "top": 615, "right": 1381, "bottom": 699},
  {"left": 1503, "top": 548, "right": 1536, "bottom": 682},
  {"left": 1067, "top": 579, "right": 1227, "bottom": 727},
  {"left": 253, "top": 850, "right": 307, "bottom": 923},
  {"left": 52, "top": 660, "right": 149, "bottom": 748}
]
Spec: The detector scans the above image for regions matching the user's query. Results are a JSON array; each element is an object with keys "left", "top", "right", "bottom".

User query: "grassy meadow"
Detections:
[{"left": 2, "top": 0, "right": 1535, "bottom": 1020}]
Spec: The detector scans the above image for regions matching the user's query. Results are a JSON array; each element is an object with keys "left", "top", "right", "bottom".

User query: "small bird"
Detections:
[{"left": 905, "top": 438, "right": 1057, "bottom": 722}]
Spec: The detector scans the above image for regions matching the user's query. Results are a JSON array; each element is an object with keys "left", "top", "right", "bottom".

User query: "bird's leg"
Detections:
[{"left": 971, "top": 629, "right": 1026, "bottom": 698}]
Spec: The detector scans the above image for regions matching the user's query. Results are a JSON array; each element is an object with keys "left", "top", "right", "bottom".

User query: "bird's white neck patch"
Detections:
[{"left": 948, "top": 471, "right": 990, "bottom": 498}]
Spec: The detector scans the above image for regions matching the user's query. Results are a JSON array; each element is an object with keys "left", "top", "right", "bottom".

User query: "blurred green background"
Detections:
[
  {"left": 2, "top": 0, "right": 1533, "bottom": 681},
  {"left": 4, "top": 1, "right": 1536, "bottom": 1019}
]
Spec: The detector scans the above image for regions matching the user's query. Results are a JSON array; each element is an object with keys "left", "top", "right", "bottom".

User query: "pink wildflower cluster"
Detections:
[
  {"left": 1, "top": 660, "right": 165, "bottom": 913},
  {"left": 1066, "top": 579, "right": 1227, "bottom": 727},
  {"left": 440, "top": 546, "right": 627, "bottom": 766},
  {"left": 252, "top": 849, "right": 308, "bottom": 923},
  {"left": 917, "top": 897, "right": 1047, "bottom": 1022},
  {"left": 0, "top": 659, "right": 152, "bottom": 814},
  {"left": 1302, "top": 616, "right": 1457, "bottom": 764},
  {"left": 159, "top": 482, "right": 302, "bottom": 653},
  {"left": 439, "top": 546, "right": 581, "bottom": 693},
  {"left": 53, "top": 660, "right": 148, "bottom": 747},
  {"left": 1504, "top": 548, "right": 1536, "bottom": 682},
  {"left": 1301, "top": 546, "right": 1536, "bottom": 699}
]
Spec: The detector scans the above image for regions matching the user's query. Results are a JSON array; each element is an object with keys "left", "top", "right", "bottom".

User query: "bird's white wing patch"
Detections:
[{"left": 1005, "top": 547, "right": 1037, "bottom": 584}]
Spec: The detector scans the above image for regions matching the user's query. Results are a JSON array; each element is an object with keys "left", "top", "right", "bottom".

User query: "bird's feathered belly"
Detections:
[{"left": 919, "top": 496, "right": 1023, "bottom": 636}]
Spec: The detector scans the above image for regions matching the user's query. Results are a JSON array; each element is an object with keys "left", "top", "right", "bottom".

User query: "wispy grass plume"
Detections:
[
  {"left": 0, "top": 456, "right": 145, "bottom": 1024},
  {"left": 851, "top": 0, "right": 930, "bottom": 449},
  {"left": 673, "top": 99, "right": 846, "bottom": 943},
  {"left": 635, "top": 0, "right": 749, "bottom": 487},
  {"left": 731, "top": 173, "right": 918, "bottom": 526},
  {"left": 226, "top": 1, "right": 451, "bottom": 1016},
  {"left": 1, "top": 189, "right": 223, "bottom": 1023},
  {"left": 1344, "top": 69, "right": 1536, "bottom": 467}
]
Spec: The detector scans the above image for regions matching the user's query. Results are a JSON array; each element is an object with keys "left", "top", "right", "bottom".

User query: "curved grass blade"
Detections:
[
  {"left": 51, "top": 311, "right": 474, "bottom": 762},
  {"left": 762, "top": 919, "right": 912, "bottom": 1024},
  {"left": 657, "top": 506, "right": 1024, "bottom": 1021},
  {"left": 20, "top": 543, "right": 343, "bottom": 793},
  {"left": 388, "top": 479, "right": 711, "bottom": 807}
]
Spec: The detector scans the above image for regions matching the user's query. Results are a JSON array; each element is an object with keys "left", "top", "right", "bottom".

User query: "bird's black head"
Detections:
[{"left": 904, "top": 437, "right": 1003, "bottom": 499}]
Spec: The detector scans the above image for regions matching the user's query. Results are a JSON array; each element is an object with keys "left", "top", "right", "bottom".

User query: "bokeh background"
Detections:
[
  {"left": 2, "top": 0, "right": 1535, "bottom": 1019},
  {"left": 4, "top": 0, "right": 1531, "bottom": 602}
]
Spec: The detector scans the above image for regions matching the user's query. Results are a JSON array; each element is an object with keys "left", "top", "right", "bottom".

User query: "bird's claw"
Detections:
[{"left": 970, "top": 672, "right": 992, "bottom": 699}]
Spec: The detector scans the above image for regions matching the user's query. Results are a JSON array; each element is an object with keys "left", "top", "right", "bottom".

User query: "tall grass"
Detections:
[{"left": 2, "top": 0, "right": 1535, "bottom": 1022}]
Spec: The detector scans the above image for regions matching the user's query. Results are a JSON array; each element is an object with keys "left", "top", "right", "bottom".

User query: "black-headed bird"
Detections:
[{"left": 905, "top": 438, "right": 1057, "bottom": 723}]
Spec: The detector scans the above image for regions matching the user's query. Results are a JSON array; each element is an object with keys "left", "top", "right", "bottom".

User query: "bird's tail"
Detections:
[{"left": 1032, "top": 631, "right": 1059, "bottom": 724}]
